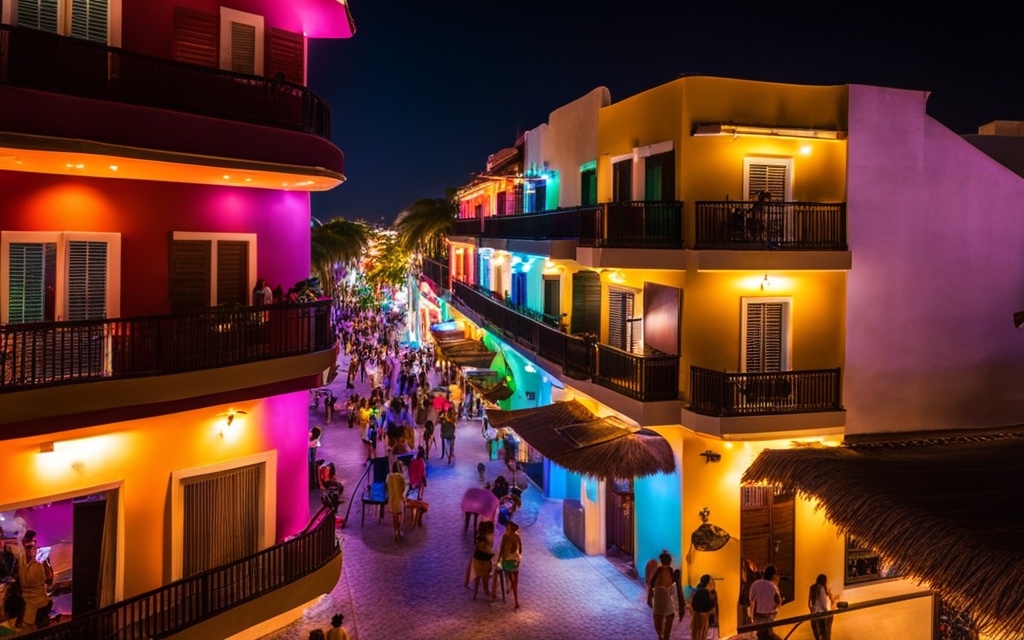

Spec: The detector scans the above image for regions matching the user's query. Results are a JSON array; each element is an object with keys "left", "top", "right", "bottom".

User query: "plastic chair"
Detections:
[{"left": 361, "top": 456, "right": 391, "bottom": 526}]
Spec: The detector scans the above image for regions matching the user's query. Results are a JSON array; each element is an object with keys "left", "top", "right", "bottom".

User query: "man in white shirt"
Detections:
[{"left": 749, "top": 564, "right": 782, "bottom": 640}]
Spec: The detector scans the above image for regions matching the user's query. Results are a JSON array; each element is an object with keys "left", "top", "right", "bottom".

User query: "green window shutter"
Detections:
[
  {"left": 66, "top": 240, "right": 107, "bottom": 321},
  {"left": 70, "top": 0, "right": 108, "bottom": 43},
  {"left": 16, "top": 0, "right": 59, "bottom": 33},
  {"left": 216, "top": 241, "right": 248, "bottom": 306},
  {"left": 8, "top": 242, "right": 52, "bottom": 323}
]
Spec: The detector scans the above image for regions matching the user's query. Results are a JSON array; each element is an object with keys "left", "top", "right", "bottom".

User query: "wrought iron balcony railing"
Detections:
[
  {"left": 0, "top": 300, "right": 334, "bottom": 392},
  {"left": 25, "top": 506, "right": 340, "bottom": 640},
  {"left": 451, "top": 280, "right": 679, "bottom": 400},
  {"left": 694, "top": 201, "right": 847, "bottom": 250},
  {"left": 688, "top": 366, "right": 843, "bottom": 416},
  {"left": 421, "top": 256, "right": 450, "bottom": 290},
  {"left": 452, "top": 201, "right": 684, "bottom": 249},
  {"left": 0, "top": 24, "right": 330, "bottom": 137}
]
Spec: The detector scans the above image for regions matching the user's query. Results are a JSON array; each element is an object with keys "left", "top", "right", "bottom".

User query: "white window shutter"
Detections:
[
  {"left": 748, "top": 163, "right": 788, "bottom": 201},
  {"left": 230, "top": 21, "right": 256, "bottom": 74},
  {"left": 17, "top": 0, "right": 60, "bottom": 33},
  {"left": 745, "top": 301, "right": 784, "bottom": 372},
  {"left": 66, "top": 240, "right": 108, "bottom": 321},
  {"left": 70, "top": 0, "right": 109, "bottom": 44}
]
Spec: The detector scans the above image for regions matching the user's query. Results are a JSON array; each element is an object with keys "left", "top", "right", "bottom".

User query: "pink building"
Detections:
[{"left": 0, "top": 1, "right": 353, "bottom": 637}]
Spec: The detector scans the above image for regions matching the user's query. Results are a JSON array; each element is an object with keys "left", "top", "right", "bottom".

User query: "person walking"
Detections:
[
  {"left": 498, "top": 521, "right": 523, "bottom": 610},
  {"left": 385, "top": 460, "right": 407, "bottom": 542},
  {"left": 647, "top": 550, "right": 683, "bottom": 640},
  {"left": 750, "top": 564, "right": 783, "bottom": 640},
  {"left": 439, "top": 411, "right": 457, "bottom": 465},
  {"left": 808, "top": 573, "right": 838, "bottom": 640},
  {"left": 688, "top": 573, "right": 718, "bottom": 640},
  {"left": 470, "top": 520, "right": 496, "bottom": 600}
]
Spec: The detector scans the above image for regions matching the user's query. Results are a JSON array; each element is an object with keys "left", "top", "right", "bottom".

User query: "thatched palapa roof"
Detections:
[
  {"left": 487, "top": 400, "right": 675, "bottom": 480},
  {"left": 742, "top": 429, "right": 1024, "bottom": 639},
  {"left": 430, "top": 329, "right": 497, "bottom": 369}
]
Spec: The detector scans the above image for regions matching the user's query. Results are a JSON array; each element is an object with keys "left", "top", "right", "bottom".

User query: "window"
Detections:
[
  {"left": 511, "top": 272, "right": 527, "bottom": 307},
  {"left": 543, "top": 275, "right": 560, "bottom": 320},
  {"left": 14, "top": 0, "right": 117, "bottom": 45},
  {"left": 479, "top": 254, "right": 491, "bottom": 290},
  {"left": 219, "top": 7, "right": 263, "bottom": 76},
  {"left": 570, "top": 270, "right": 601, "bottom": 336},
  {"left": 644, "top": 151, "right": 675, "bottom": 201},
  {"left": 845, "top": 535, "right": 905, "bottom": 586},
  {"left": 2, "top": 231, "right": 120, "bottom": 323},
  {"left": 741, "top": 298, "right": 791, "bottom": 373},
  {"left": 744, "top": 158, "right": 792, "bottom": 202},
  {"left": 496, "top": 191, "right": 507, "bottom": 216},
  {"left": 580, "top": 167, "right": 597, "bottom": 206},
  {"left": 170, "top": 233, "right": 255, "bottom": 313}
]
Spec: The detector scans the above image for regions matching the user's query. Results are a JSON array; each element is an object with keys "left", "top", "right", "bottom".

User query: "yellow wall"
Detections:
[{"left": 0, "top": 393, "right": 304, "bottom": 597}]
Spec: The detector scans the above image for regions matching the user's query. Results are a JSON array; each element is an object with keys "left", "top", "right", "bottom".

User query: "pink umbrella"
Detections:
[{"left": 461, "top": 487, "right": 499, "bottom": 532}]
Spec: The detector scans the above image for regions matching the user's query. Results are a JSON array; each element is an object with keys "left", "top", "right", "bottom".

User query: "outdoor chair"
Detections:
[{"left": 361, "top": 456, "right": 390, "bottom": 526}]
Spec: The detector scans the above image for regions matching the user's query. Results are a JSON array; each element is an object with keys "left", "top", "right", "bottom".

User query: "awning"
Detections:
[
  {"left": 430, "top": 329, "right": 498, "bottom": 369},
  {"left": 486, "top": 400, "right": 676, "bottom": 480},
  {"left": 743, "top": 429, "right": 1024, "bottom": 639}
]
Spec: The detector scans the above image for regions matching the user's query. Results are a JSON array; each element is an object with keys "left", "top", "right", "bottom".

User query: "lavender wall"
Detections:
[{"left": 845, "top": 85, "right": 1024, "bottom": 434}]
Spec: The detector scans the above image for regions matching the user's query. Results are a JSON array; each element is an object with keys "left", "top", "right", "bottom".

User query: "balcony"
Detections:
[
  {"left": 1, "top": 301, "right": 334, "bottom": 393},
  {"left": 450, "top": 280, "right": 680, "bottom": 401},
  {"left": 421, "top": 256, "right": 450, "bottom": 290},
  {"left": 26, "top": 506, "right": 341, "bottom": 640},
  {"left": 451, "top": 201, "right": 684, "bottom": 249},
  {"left": 688, "top": 366, "right": 843, "bottom": 417},
  {"left": 0, "top": 25, "right": 330, "bottom": 138},
  {"left": 694, "top": 201, "right": 847, "bottom": 250}
]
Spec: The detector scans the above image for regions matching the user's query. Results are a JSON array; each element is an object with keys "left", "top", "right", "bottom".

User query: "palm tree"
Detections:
[
  {"left": 393, "top": 197, "right": 456, "bottom": 258},
  {"left": 310, "top": 217, "right": 369, "bottom": 298}
]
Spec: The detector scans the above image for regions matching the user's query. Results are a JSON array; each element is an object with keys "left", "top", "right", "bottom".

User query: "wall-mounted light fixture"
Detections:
[
  {"left": 218, "top": 409, "right": 248, "bottom": 436},
  {"left": 700, "top": 449, "right": 721, "bottom": 463},
  {"left": 39, "top": 442, "right": 55, "bottom": 454},
  {"left": 760, "top": 274, "right": 771, "bottom": 291}
]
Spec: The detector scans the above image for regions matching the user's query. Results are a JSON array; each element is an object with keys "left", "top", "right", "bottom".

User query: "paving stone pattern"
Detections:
[{"left": 259, "top": 350, "right": 700, "bottom": 640}]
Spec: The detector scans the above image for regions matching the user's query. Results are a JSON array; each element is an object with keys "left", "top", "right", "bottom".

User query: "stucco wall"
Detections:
[
  {"left": 845, "top": 85, "right": 1024, "bottom": 434},
  {"left": 0, "top": 390, "right": 309, "bottom": 597},
  {"left": 0, "top": 171, "right": 312, "bottom": 317}
]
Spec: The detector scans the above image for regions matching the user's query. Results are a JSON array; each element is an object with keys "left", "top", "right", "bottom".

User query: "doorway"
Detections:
[{"left": 606, "top": 478, "right": 635, "bottom": 558}]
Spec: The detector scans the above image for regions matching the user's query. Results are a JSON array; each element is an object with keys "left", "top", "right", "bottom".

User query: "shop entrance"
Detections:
[{"left": 605, "top": 478, "right": 634, "bottom": 558}]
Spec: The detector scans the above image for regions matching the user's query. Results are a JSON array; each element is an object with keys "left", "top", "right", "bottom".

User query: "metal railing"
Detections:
[
  {"left": 24, "top": 506, "right": 340, "bottom": 640},
  {"left": 450, "top": 201, "right": 684, "bottom": 248},
  {"left": 694, "top": 201, "right": 847, "bottom": 250},
  {"left": 1, "top": 301, "right": 334, "bottom": 392},
  {"left": 739, "top": 591, "right": 939, "bottom": 639},
  {"left": 595, "top": 344, "right": 680, "bottom": 401},
  {"left": 451, "top": 281, "right": 680, "bottom": 399},
  {"left": 421, "top": 256, "right": 450, "bottom": 290},
  {"left": 688, "top": 366, "right": 842, "bottom": 416},
  {"left": 0, "top": 24, "right": 331, "bottom": 137}
]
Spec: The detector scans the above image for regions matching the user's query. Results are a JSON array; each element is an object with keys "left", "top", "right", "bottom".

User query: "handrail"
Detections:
[
  {"left": 0, "top": 24, "right": 331, "bottom": 137},
  {"left": 738, "top": 591, "right": 935, "bottom": 639},
  {"left": 1, "top": 300, "right": 334, "bottom": 392},
  {"left": 23, "top": 506, "right": 341, "bottom": 640}
]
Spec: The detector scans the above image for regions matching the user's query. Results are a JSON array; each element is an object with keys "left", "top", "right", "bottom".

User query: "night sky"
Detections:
[{"left": 308, "top": 2, "right": 1023, "bottom": 225}]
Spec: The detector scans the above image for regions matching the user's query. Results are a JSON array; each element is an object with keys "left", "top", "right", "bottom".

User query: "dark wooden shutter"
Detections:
[
  {"left": 173, "top": 7, "right": 218, "bottom": 68},
  {"left": 216, "top": 241, "right": 248, "bottom": 306},
  {"left": 66, "top": 240, "right": 107, "bottom": 321},
  {"left": 613, "top": 159, "right": 632, "bottom": 202},
  {"left": 182, "top": 464, "right": 260, "bottom": 578},
  {"left": 748, "top": 163, "right": 787, "bottom": 201},
  {"left": 745, "top": 302, "right": 784, "bottom": 372},
  {"left": 741, "top": 487, "right": 795, "bottom": 604},
  {"left": 581, "top": 168, "right": 597, "bottom": 206},
  {"left": 266, "top": 27, "right": 304, "bottom": 83},
  {"left": 170, "top": 240, "right": 210, "bottom": 313},
  {"left": 607, "top": 289, "right": 633, "bottom": 351},
  {"left": 570, "top": 271, "right": 601, "bottom": 336},
  {"left": 543, "top": 277, "right": 560, "bottom": 318},
  {"left": 70, "top": 0, "right": 108, "bottom": 44}
]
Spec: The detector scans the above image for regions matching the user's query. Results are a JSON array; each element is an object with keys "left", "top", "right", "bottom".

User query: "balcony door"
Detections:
[
  {"left": 644, "top": 151, "right": 675, "bottom": 201},
  {"left": 511, "top": 271, "right": 527, "bottom": 307},
  {"left": 543, "top": 275, "right": 560, "bottom": 321},
  {"left": 608, "top": 287, "right": 642, "bottom": 354},
  {"left": 612, "top": 159, "right": 632, "bottom": 202},
  {"left": 180, "top": 463, "right": 262, "bottom": 578},
  {"left": 220, "top": 7, "right": 263, "bottom": 75},
  {"left": 570, "top": 270, "right": 600, "bottom": 336},
  {"left": 170, "top": 233, "right": 254, "bottom": 313},
  {"left": 741, "top": 298, "right": 791, "bottom": 373}
]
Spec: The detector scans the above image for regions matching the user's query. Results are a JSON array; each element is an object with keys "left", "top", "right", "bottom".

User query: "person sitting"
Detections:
[
  {"left": 491, "top": 475, "right": 510, "bottom": 499},
  {"left": 318, "top": 462, "right": 344, "bottom": 499}
]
